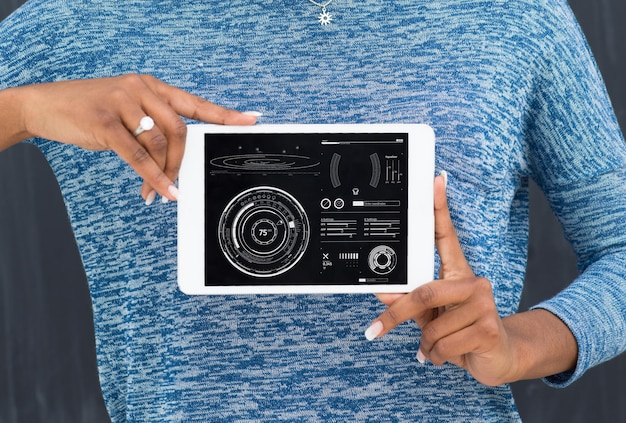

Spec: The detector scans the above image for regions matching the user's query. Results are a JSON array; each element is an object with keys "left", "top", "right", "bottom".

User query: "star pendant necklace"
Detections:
[{"left": 307, "top": 0, "right": 334, "bottom": 25}]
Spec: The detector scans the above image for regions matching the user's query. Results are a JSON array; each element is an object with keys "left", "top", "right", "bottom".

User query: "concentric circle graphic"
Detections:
[{"left": 218, "top": 186, "right": 310, "bottom": 278}]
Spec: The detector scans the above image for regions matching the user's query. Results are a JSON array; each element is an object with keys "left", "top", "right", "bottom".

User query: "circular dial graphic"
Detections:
[
  {"left": 218, "top": 186, "right": 310, "bottom": 278},
  {"left": 368, "top": 245, "right": 398, "bottom": 275}
]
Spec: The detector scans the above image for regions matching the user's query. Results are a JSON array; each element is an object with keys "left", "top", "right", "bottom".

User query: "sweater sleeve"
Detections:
[{"left": 525, "top": 0, "right": 626, "bottom": 388}]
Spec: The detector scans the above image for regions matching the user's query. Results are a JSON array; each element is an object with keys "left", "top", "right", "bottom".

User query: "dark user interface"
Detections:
[{"left": 204, "top": 132, "right": 409, "bottom": 287}]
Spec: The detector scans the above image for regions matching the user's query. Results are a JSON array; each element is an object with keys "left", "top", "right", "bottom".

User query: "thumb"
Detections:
[{"left": 435, "top": 172, "right": 474, "bottom": 279}]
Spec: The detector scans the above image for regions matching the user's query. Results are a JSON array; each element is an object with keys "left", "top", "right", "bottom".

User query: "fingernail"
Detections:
[
  {"left": 168, "top": 184, "right": 179, "bottom": 201},
  {"left": 416, "top": 349, "right": 427, "bottom": 364},
  {"left": 161, "top": 196, "right": 169, "bottom": 204},
  {"left": 243, "top": 111, "right": 263, "bottom": 117},
  {"left": 440, "top": 170, "right": 448, "bottom": 189},
  {"left": 364, "top": 321, "right": 384, "bottom": 341},
  {"left": 145, "top": 190, "right": 156, "bottom": 206}
]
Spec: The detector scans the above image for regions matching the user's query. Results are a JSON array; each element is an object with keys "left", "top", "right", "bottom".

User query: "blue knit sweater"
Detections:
[{"left": 1, "top": 0, "right": 625, "bottom": 421}]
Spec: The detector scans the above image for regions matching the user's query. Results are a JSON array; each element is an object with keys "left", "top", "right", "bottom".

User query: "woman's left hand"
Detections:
[{"left": 365, "top": 174, "right": 520, "bottom": 386}]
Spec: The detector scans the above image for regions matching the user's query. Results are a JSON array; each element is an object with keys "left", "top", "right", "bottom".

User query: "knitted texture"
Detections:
[{"left": 1, "top": 0, "right": 625, "bottom": 421}]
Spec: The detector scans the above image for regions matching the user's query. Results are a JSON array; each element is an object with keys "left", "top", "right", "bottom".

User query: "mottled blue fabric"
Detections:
[{"left": 1, "top": 0, "right": 626, "bottom": 421}]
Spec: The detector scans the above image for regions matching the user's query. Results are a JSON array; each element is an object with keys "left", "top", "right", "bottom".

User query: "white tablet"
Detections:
[{"left": 178, "top": 124, "right": 435, "bottom": 295}]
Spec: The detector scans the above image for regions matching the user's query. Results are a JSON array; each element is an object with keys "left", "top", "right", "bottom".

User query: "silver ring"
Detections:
[{"left": 132, "top": 116, "right": 154, "bottom": 137}]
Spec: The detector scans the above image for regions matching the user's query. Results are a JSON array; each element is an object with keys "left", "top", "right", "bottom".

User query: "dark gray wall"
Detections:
[{"left": 0, "top": 1, "right": 624, "bottom": 422}]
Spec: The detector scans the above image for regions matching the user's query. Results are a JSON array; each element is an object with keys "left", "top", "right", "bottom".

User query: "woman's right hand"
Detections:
[{"left": 3, "top": 74, "right": 259, "bottom": 202}]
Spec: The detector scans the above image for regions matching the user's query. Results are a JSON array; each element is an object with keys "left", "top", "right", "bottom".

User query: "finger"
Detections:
[
  {"left": 365, "top": 278, "right": 478, "bottom": 340},
  {"left": 135, "top": 125, "right": 169, "bottom": 202},
  {"left": 434, "top": 173, "right": 473, "bottom": 279},
  {"left": 423, "top": 325, "right": 481, "bottom": 367},
  {"left": 137, "top": 106, "right": 186, "bottom": 202},
  {"left": 136, "top": 93, "right": 190, "bottom": 183},
  {"left": 375, "top": 293, "right": 404, "bottom": 306},
  {"left": 140, "top": 75, "right": 259, "bottom": 126},
  {"left": 118, "top": 102, "right": 172, "bottom": 201},
  {"left": 133, "top": 124, "right": 168, "bottom": 173},
  {"left": 425, "top": 316, "right": 503, "bottom": 368},
  {"left": 105, "top": 122, "right": 175, "bottom": 199},
  {"left": 142, "top": 182, "right": 157, "bottom": 205},
  {"left": 418, "top": 303, "right": 480, "bottom": 357}
]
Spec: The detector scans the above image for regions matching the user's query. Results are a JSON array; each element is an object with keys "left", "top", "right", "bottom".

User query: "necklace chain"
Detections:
[
  {"left": 308, "top": 0, "right": 333, "bottom": 7},
  {"left": 307, "top": 0, "right": 334, "bottom": 25}
]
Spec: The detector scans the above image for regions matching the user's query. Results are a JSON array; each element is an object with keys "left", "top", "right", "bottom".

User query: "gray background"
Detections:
[{"left": 0, "top": 0, "right": 624, "bottom": 421}]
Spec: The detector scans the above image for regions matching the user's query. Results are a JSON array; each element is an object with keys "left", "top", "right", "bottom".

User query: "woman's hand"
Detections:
[
  {"left": 5, "top": 74, "right": 259, "bottom": 203},
  {"left": 365, "top": 174, "right": 520, "bottom": 386}
]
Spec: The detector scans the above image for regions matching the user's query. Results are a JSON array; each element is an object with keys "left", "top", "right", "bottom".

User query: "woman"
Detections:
[{"left": 1, "top": 0, "right": 625, "bottom": 421}]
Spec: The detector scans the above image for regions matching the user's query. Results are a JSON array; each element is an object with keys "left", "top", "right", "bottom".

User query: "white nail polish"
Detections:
[
  {"left": 161, "top": 196, "right": 169, "bottom": 204},
  {"left": 145, "top": 190, "right": 156, "bottom": 206},
  {"left": 364, "top": 321, "right": 384, "bottom": 341},
  {"left": 440, "top": 170, "right": 448, "bottom": 189},
  {"left": 168, "top": 184, "right": 179, "bottom": 201},
  {"left": 416, "top": 349, "right": 427, "bottom": 364},
  {"left": 243, "top": 111, "right": 263, "bottom": 117}
]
